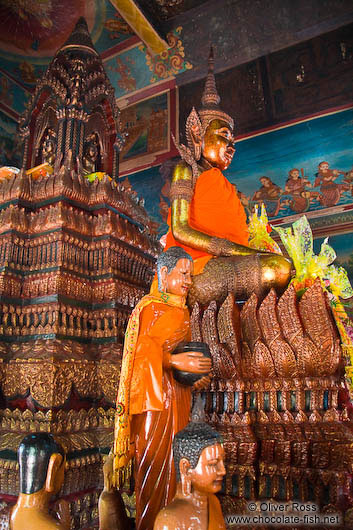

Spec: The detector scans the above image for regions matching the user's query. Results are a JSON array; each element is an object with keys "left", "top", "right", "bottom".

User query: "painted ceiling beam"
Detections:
[{"left": 110, "top": 0, "right": 168, "bottom": 55}]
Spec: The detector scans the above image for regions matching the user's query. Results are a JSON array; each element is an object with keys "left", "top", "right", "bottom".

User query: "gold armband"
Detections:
[{"left": 169, "top": 180, "right": 193, "bottom": 203}]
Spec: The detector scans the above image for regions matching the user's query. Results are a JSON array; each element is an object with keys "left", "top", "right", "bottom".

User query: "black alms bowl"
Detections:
[{"left": 172, "top": 341, "right": 211, "bottom": 386}]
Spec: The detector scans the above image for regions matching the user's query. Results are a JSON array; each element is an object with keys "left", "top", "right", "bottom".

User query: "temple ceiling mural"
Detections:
[
  {"left": 0, "top": 0, "right": 197, "bottom": 121},
  {"left": 1, "top": 0, "right": 353, "bottom": 123}
]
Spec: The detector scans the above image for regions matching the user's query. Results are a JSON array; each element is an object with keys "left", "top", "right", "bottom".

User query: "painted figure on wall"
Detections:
[
  {"left": 284, "top": 167, "right": 313, "bottom": 213},
  {"left": 0, "top": 76, "right": 14, "bottom": 107},
  {"left": 154, "top": 397, "right": 226, "bottom": 530},
  {"left": 167, "top": 48, "right": 292, "bottom": 305},
  {"left": 343, "top": 166, "right": 353, "bottom": 195},
  {"left": 314, "top": 160, "right": 346, "bottom": 207},
  {"left": 108, "top": 57, "right": 136, "bottom": 94},
  {"left": 252, "top": 176, "right": 282, "bottom": 217},
  {"left": 11, "top": 433, "right": 69, "bottom": 530},
  {"left": 104, "top": 13, "right": 134, "bottom": 39},
  {"left": 113, "top": 246, "right": 212, "bottom": 530}
]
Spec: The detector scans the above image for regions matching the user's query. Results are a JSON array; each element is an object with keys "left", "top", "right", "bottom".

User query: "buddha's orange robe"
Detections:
[
  {"left": 165, "top": 167, "right": 249, "bottom": 270},
  {"left": 130, "top": 301, "right": 191, "bottom": 530}
]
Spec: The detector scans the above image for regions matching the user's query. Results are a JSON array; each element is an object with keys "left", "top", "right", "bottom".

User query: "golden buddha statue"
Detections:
[
  {"left": 82, "top": 133, "right": 99, "bottom": 175},
  {"left": 41, "top": 129, "right": 57, "bottom": 167},
  {"left": 167, "top": 49, "right": 292, "bottom": 306}
]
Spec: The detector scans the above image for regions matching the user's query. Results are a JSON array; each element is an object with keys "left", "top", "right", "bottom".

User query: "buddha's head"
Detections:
[
  {"left": 18, "top": 433, "right": 66, "bottom": 498},
  {"left": 186, "top": 48, "right": 235, "bottom": 171},
  {"left": 157, "top": 246, "right": 193, "bottom": 297},
  {"left": 173, "top": 407, "right": 225, "bottom": 495}
]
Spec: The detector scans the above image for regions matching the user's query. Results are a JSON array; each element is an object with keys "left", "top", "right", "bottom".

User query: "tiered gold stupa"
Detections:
[{"left": 0, "top": 18, "right": 158, "bottom": 529}]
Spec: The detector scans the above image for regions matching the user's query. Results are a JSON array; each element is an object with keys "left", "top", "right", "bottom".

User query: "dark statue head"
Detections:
[
  {"left": 157, "top": 246, "right": 192, "bottom": 292},
  {"left": 173, "top": 416, "right": 222, "bottom": 482},
  {"left": 18, "top": 433, "right": 65, "bottom": 494}
]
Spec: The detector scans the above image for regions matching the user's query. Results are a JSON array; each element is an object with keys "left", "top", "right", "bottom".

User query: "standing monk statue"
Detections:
[
  {"left": 113, "top": 246, "right": 212, "bottom": 530},
  {"left": 167, "top": 48, "right": 292, "bottom": 306}
]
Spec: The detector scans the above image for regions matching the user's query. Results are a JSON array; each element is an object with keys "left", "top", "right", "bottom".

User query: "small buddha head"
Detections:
[
  {"left": 173, "top": 406, "right": 225, "bottom": 495},
  {"left": 157, "top": 246, "right": 193, "bottom": 297},
  {"left": 185, "top": 48, "right": 235, "bottom": 171},
  {"left": 18, "top": 433, "right": 66, "bottom": 497}
]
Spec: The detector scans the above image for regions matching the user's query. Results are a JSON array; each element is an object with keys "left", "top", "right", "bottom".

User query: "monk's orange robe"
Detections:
[
  {"left": 165, "top": 167, "right": 249, "bottom": 270},
  {"left": 130, "top": 301, "right": 191, "bottom": 530}
]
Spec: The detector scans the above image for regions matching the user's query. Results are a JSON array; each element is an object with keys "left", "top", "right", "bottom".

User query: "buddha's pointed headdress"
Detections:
[
  {"left": 172, "top": 47, "right": 234, "bottom": 177},
  {"left": 197, "top": 46, "right": 234, "bottom": 131}
]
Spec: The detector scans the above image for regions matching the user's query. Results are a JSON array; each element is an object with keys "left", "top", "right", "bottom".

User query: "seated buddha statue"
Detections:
[
  {"left": 41, "top": 129, "right": 57, "bottom": 167},
  {"left": 82, "top": 134, "right": 99, "bottom": 175},
  {"left": 167, "top": 49, "right": 292, "bottom": 306}
]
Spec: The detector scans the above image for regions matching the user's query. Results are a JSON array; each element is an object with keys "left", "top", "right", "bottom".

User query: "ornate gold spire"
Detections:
[
  {"left": 173, "top": 46, "right": 234, "bottom": 177},
  {"left": 201, "top": 47, "right": 220, "bottom": 108},
  {"left": 198, "top": 46, "right": 234, "bottom": 130}
]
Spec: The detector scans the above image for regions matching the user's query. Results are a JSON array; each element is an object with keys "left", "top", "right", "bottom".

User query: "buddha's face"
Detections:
[
  {"left": 202, "top": 119, "right": 235, "bottom": 171},
  {"left": 189, "top": 443, "right": 225, "bottom": 494},
  {"left": 165, "top": 258, "right": 193, "bottom": 297},
  {"left": 88, "top": 144, "right": 98, "bottom": 161},
  {"left": 43, "top": 139, "right": 53, "bottom": 154}
]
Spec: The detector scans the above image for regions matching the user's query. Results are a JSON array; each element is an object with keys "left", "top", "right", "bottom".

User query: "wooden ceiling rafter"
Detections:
[{"left": 109, "top": 0, "right": 169, "bottom": 55}]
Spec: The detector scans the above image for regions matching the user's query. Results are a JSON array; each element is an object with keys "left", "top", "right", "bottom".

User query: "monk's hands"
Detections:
[{"left": 171, "top": 351, "right": 212, "bottom": 374}]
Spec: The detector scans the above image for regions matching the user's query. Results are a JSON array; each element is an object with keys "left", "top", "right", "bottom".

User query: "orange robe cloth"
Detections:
[
  {"left": 130, "top": 301, "right": 191, "bottom": 530},
  {"left": 165, "top": 167, "right": 249, "bottom": 271}
]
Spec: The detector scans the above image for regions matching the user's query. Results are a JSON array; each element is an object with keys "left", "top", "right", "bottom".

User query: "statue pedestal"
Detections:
[{"left": 192, "top": 282, "right": 353, "bottom": 524}]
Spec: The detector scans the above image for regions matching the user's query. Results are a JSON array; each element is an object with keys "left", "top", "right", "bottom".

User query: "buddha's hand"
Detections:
[{"left": 171, "top": 351, "right": 212, "bottom": 374}]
